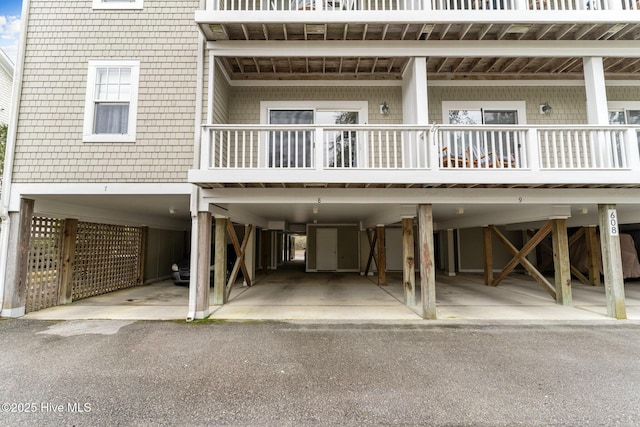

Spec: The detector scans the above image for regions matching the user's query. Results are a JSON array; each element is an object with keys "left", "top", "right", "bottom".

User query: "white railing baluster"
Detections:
[{"left": 200, "top": 124, "right": 638, "bottom": 175}]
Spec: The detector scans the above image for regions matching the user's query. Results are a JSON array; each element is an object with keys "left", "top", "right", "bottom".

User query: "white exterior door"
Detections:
[{"left": 316, "top": 228, "right": 338, "bottom": 271}]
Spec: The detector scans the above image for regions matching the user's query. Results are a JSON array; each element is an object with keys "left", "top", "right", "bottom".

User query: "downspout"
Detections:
[
  {"left": 0, "top": 0, "right": 31, "bottom": 315},
  {"left": 186, "top": 0, "right": 206, "bottom": 321}
]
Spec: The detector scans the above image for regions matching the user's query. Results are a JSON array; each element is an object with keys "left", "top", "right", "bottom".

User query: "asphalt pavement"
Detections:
[{"left": 1, "top": 319, "right": 640, "bottom": 426}]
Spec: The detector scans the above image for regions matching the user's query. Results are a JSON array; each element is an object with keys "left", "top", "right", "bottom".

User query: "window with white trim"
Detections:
[
  {"left": 92, "top": 0, "right": 144, "bottom": 10},
  {"left": 83, "top": 60, "right": 140, "bottom": 143}
]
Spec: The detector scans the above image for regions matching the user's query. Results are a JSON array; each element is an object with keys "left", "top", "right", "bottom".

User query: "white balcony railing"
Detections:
[
  {"left": 206, "top": 0, "right": 638, "bottom": 11},
  {"left": 201, "top": 124, "right": 640, "bottom": 175},
  {"left": 202, "top": 125, "right": 429, "bottom": 170}
]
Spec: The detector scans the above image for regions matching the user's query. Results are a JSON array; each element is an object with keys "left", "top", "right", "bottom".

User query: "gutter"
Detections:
[
  {"left": 0, "top": 0, "right": 31, "bottom": 316},
  {"left": 187, "top": 0, "right": 206, "bottom": 321}
]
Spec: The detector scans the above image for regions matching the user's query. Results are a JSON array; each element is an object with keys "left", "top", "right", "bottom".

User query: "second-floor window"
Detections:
[
  {"left": 93, "top": 0, "right": 144, "bottom": 10},
  {"left": 83, "top": 60, "right": 140, "bottom": 143}
]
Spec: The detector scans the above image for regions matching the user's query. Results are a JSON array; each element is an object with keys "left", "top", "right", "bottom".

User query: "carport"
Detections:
[{"left": 6, "top": 188, "right": 640, "bottom": 322}]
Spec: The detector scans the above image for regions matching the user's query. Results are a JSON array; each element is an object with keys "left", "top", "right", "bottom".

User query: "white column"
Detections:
[
  {"left": 402, "top": 57, "right": 428, "bottom": 125},
  {"left": 195, "top": 212, "right": 212, "bottom": 318},
  {"left": 583, "top": 57, "right": 609, "bottom": 125},
  {"left": 402, "top": 57, "right": 429, "bottom": 168}
]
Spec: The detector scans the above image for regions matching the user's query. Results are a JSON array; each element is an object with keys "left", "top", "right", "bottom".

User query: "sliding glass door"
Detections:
[{"left": 269, "top": 109, "right": 314, "bottom": 168}]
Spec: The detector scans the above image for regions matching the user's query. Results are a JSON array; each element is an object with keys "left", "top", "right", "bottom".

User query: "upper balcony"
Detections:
[
  {"left": 197, "top": 0, "right": 640, "bottom": 44},
  {"left": 188, "top": 124, "right": 640, "bottom": 189}
]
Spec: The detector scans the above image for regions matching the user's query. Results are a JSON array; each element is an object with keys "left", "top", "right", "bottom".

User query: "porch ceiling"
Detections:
[
  {"left": 204, "top": 20, "right": 640, "bottom": 80},
  {"left": 220, "top": 55, "right": 640, "bottom": 80}
]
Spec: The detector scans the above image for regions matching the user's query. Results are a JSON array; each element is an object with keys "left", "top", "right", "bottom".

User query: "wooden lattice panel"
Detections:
[
  {"left": 72, "top": 222, "right": 143, "bottom": 301},
  {"left": 25, "top": 217, "right": 63, "bottom": 313}
]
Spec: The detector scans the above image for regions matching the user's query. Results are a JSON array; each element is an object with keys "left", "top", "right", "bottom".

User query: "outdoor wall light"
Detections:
[
  {"left": 456, "top": 207, "right": 464, "bottom": 215},
  {"left": 539, "top": 102, "right": 552, "bottom": 115},
  {"left": 380, "top": 101, "right": 390, "bottom": 116}
]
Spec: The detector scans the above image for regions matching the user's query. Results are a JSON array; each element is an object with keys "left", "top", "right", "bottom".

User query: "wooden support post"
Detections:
[
  {"left": 483, "top": 226, "right": 493, "bottom": 286},
  {"left": 364, "top": 229, "right": 378, "bottom": 275},
  {"left": 552, "top": 219, "right": 572, "bottom": 306},
  {"left": 598, "top": 204, "right": 626, "bottom": 319},
  {"left": 585, "top": 225, "right": 601, "bottom": 286},
  {"left": 376, "top": 225, "right": 386, "bottom": 286},
  {"left": 57, "top": 219, "right": 78, "bottom": 305},
  {"left": 402, "top": 217, "right": 415, "bottom": 307},
  {"left": 418, "top": 204, "right": 436, "bottom": 320},
  {"left": 261, "top": 229, "right": 268, "bottom": 275},
  {"left": 1, "top": 198, "right": 34, "bottom": 316},
  {"left": 446, "top": 229, "right": 456, "bottom": 277},
  {"left": 537, "top": 228, "right": 590, "bottom": 286},
  {"left": 196, "top": 212, "right": 212, "bottom": 316},
  {"left": 138, "top": 226, "right": 148, "bottom": 286},
  {"left": 244, "top": 225, "right": 256, "bottom": 285},
  {"left": 213, "top": 217, "right": 227, "bottom": 306}
]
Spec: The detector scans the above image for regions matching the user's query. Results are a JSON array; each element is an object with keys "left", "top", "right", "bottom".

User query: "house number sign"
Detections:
[{"left": 608, "top": 210, "right": 619, "bottom": 236}]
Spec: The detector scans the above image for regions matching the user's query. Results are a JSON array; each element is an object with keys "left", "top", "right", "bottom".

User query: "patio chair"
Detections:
[
  {"left": 441, "top": 147, "right": 470, "bottom": 168},
  {"left": 469, "top": 145, "right": 516, "bottom": 168}
]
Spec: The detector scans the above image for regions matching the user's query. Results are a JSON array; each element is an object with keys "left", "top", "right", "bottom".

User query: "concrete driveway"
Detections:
[{"left": 1, "top": 319, "right": 640, "bottom": 426}]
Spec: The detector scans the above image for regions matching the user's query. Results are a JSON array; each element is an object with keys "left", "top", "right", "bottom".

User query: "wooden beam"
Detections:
[
  {"left": 376, "top": 225, "right": 386, "bottom": 286},
  {"left": 598, "top": 204, "right": 626, "bottom": 319},
  {"left": 584, "top": 226, "right": 601, "bottom": 286},
  {"left": 57, "top": 219, "right": 78, "bottom": 305},
  {"left": 196, "top": 212, "right": 212, "bottom": 314},
  {"left": 483, "top": 226, "right": 493, "bottom": 286},
  {"left": 552, "top": 219, "right": 572, "bottom": 306},
  {"left": 213, "top": 217, "right": 227, "bottom": 305},
  {"left": 490, "top": 224, "right": 556, "bottom": 299},
  {"left": 402, "top": 217, "right": 415, "bottom": 307},
  {"left": 418, "top": 204, "right": 436, "bottom": 320}
]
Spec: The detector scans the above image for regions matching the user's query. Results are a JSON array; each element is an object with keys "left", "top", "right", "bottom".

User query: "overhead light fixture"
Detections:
[
  {"left": 539, "top": 102, "right": 552, "bottom": 115},
  {"left": 507, "top": 24, "right": 532, "bottom": 34},
  {"left": 379, "top": 101, "right": 390, "bottom": 116}
]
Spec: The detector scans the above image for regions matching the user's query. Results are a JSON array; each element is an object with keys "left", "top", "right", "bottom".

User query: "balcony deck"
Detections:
[
  {"left": 197, "top": 1, "right": 640, "bottom": 81},
  {"left": 188, "top": 124, "right": 640, "bottom": 189}
]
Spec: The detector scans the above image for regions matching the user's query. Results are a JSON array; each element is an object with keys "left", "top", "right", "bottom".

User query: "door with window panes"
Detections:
[
  {"left": 447, "top": 108, "right": 519, "bottom": 167},
  {"left": 268, "top": 109, "right": 359, "bottom": 168}
]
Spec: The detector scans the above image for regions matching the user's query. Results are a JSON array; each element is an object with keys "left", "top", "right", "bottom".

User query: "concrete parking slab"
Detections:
[{"left": 21, "top": 266, "right": 640, "bottom": 322}]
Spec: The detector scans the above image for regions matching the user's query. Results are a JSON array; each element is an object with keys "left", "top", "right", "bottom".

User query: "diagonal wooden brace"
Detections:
[
  {"left": 364, "top": 229, "right": 378, "bottom": 275},
  {"left": 226, "top": 220, "right": 253, "bottom": 300},
  {"left": 490, "top": 222, "right": 556, "bottom": 300}
]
